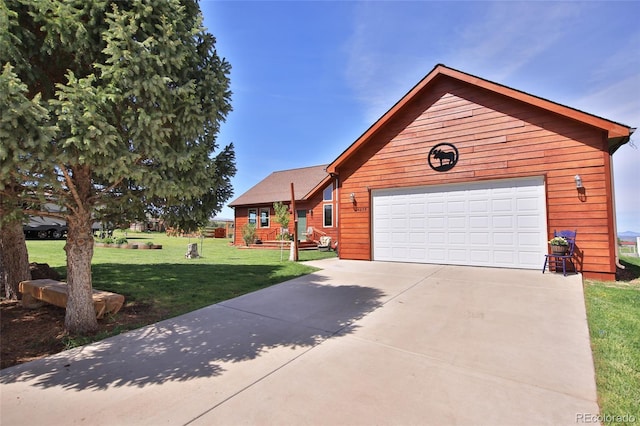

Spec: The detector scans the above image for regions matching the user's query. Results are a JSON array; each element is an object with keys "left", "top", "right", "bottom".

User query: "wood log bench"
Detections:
[{"left": 19, "top": 279, "right": 125, "bottom": 319}]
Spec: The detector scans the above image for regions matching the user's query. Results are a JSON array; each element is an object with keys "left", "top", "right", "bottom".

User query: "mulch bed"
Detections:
[{"left": 1, "top": 299, "right": 160, "bottom": 369}]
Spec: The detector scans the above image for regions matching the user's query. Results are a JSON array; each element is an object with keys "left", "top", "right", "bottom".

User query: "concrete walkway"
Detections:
[{"left": 1, "top": 259, "right": 598, "bottom": 425}]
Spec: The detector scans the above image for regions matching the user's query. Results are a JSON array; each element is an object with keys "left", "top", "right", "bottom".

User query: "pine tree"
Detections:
[
  {"left": 0, "top": 64, "right": 54, "bottom": 299},
  {"left": 0, "top": 0, "right": 235, "bottom": 333}
]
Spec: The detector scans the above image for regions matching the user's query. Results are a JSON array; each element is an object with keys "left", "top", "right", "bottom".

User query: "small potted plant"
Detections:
[{"left": 549, "top": 236, "right": 569, "bottom": 255}]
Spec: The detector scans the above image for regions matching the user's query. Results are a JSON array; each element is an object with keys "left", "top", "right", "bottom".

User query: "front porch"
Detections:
[
  {"left": 240, "top": 227, "right": 334, "bottom": 251},
  {"left": 240, "top": 240, "right": 320, "bottom": 251}
]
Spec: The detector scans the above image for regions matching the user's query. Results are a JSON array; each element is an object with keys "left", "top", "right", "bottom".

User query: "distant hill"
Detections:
[{"left": 618, "top": 231, "right": 640, "bottom": 239}]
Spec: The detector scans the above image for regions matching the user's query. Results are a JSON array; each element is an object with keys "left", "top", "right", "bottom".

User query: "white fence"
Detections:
[{"left": 619, "top": 237, "right": 639, "bottom": 257}]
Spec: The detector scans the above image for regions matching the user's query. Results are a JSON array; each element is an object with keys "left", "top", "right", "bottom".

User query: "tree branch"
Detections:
[
  {"left": 90, "top": 176, "right": 125, "bottom": 204},
  {"left": 59, "top": 164, "right": 83, "bottom": 213}
]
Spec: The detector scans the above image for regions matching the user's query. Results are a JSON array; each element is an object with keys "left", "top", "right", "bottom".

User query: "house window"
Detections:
[
  {"left": 259, "top": 208, "right": 270, "bottom": 228},
  {"left": 248, "top": 208, "right": 257, "bottom": 225},
  {"left": 323, "top": 182, "right": 333, "bottom": 201},
  {"left": 323, "top": 204, "right": 333, "bottom": 227}
]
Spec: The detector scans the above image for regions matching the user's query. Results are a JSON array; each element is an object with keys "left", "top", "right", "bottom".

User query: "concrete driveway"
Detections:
[{"left": 0, "top": 259, "right": 598, "bottom": 425}]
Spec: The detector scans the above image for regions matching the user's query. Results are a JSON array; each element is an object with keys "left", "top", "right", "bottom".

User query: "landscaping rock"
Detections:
[{"left": 185, "top": 243, "right": 199, "bottom": 259}]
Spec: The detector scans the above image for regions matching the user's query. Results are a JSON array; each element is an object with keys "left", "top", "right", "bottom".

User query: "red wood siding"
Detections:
[
  {"left": 233, "top": 185, "right": 338, "bottom": 246},
  {"left": 336, "top": 76, "right": 616, "bottom": 279}
]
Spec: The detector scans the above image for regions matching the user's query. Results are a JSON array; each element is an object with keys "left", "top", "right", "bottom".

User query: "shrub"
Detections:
[{"left": 242, "top": 223, "right": 257, "bottom": 246}]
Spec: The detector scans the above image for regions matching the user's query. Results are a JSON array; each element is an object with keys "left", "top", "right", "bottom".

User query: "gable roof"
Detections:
[
  {"left": 228, "top": 164, "right": 330, "bottom": 207},
  {"left": 328, "top": 64, "right": 633, "bottom": 174}
]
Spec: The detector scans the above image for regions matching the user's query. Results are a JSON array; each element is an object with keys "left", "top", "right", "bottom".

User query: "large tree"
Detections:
[
  {"left": 0, "top": 64, "right": 54, "bottom": 299},
  {"left": 0, "top": 0, "right": 235, "bottom": 333}
]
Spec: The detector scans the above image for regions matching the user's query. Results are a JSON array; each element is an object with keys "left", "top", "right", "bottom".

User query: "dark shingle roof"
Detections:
[{"left": 228, "top": 164, "right": 329, "bottom": 207}]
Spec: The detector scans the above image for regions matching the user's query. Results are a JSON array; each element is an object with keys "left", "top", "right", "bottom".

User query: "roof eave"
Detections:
[
  {"left": 303, "top": 173, "right": 333, "bottom": 200},
  {"left": 609, "top": 127, "right": 636, "bottom": 155}
]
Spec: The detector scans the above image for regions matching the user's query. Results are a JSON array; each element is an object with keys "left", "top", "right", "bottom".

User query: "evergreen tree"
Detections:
[
  {"left": 0, "top": 0, "right": 235, "bottom": 333},
  {"left": 0, "top": 64, "right": 54, "bottom": 299}
]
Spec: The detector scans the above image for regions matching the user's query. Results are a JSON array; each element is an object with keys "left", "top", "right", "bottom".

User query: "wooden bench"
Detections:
[{"left": 19, "top": 279, "right": 125, "bottom": 319}]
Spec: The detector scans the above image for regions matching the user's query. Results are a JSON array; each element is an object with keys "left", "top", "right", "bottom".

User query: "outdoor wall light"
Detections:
[
  {"left": 349, "top": 192, "right": 356, "bottom": 203},
  {"left": 574, "top": 174, "right": 583, "bottom": 189}
]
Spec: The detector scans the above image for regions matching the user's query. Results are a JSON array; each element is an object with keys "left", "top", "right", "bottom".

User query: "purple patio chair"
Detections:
[{"left": 542, "top": 230, "right": 577, "bottom": 276}]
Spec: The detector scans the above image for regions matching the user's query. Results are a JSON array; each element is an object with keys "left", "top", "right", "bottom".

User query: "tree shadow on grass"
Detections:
[{"left": 0, "top": 269, "right": 386, "bottom": 391}]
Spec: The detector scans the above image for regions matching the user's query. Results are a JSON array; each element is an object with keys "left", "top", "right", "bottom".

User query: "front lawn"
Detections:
[
  {"left": 25, "top": 231, "right": 336, "bottom": 330},
  {"left": 584, "top": 256, "right": 640, "bottom": 425}
]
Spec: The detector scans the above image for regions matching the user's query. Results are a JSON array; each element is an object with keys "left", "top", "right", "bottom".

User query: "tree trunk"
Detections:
[
  {"left": 64, "top": 209, "right": 98, "bottom": 334},
  {"left": 0, "top": 219, "right": 31, "bottom": 300}
]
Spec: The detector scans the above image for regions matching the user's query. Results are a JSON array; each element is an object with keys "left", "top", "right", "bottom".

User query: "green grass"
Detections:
[
  {"left": 584, "top": 256, "right": 640, "bottom": 425},
  {"left": 26, "top": 231, "right": 336, "bottom": 321}
]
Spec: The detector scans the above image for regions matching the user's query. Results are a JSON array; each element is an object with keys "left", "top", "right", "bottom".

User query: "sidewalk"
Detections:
[{"left": 1, "top": 259, "right": 598, "bottom": 425}]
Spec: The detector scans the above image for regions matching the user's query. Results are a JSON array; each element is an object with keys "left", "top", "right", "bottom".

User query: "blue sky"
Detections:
[{"left": 200, "top": 1, "right": 639, "bottom": 232}]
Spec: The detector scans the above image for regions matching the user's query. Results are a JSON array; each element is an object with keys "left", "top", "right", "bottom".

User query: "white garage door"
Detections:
[{"left": 372, "top": 177, "right": 547, "bottom": 269}]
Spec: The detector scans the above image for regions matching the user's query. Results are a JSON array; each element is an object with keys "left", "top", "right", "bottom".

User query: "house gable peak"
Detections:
[{"left": 328, "top": 64, "right": 632, "bottom": 173}]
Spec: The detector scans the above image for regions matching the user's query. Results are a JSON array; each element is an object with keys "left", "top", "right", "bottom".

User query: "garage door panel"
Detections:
[
  {"left": 409, "top": 233, "right": 425, "bottom": 243},
  {"left": 373, "top": 177, "right": 546, "bottom": 269},
  {"left": 494, "top": 232, "right": 514, "bottom": 245},
  {"left": 410, "top": 217, "right": 425, "bottom": 229},
  {"left": 409, "top": 203, "right": 425, "bottom": 216},
  {"left": 448, "top": 200, "right": 467, "bottom": 213},
  {"left": 449, "top": 232, "right": 466, "bottom": 244},
  {"left": 467, "top": 198, "right": 485, "bottom": 209},
  {"left": 494, "top": 250, "right": 515, "bottom": 263},
  {"left": 447, "top": 217, "right": 465, "bottom": 229},
  {"left": 428, "top": 202, "right": 445, "bottom": 214},
  {"left": 409, "top": 248, "right": 426, "bottom": 259},
  {"left": 519, "top": 251, "right": 540, "bottom": 265},
  {"left": 428, "top": 232, "right": 446, "bottom": 243},
  {"left": 391, "top": 217, "right": 406, "bottom": 229},
  {"left": 469, "top": 249, "right": 490, "bottom": 262},
  {"left": 450, "top": 249, "right": 470, "bottom": 262},
  {"left": 392, "top": 231, "right": 408, "bottom": 243},
  {"left": 518, "top": 232, "right": 540, "bottom": 246},
  {"left": 428, "top": 249, "right": 446, "bottom": 261},
  {"left": 493, "top": 199, "right": 513, "bottom": 212},
  {"left": 493, "top": 215, "right": 513, "bottom": 228},
  {"left": 392, "top": 247, "right": 407, "bottom": 258},
  {"left": 428, "top": 217, "right": 445, "bottom": 228},
  {"left": 469, "top": 232, "right": 489, "bottom": 244},
  {"left": 470, "top": 216, "right": 489, "bottom": 228},
  {"left": 517, "top": 197, "right": 539, "bottom": 211},
  {"left": 375, "top": 233, "right": 390, "bottom": 244},
  {"left": 391, "top": 203, "right": 406, "bottom": 215},
  {"left": 518, "top": 215, "right": 541, "bottom": 228}
]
